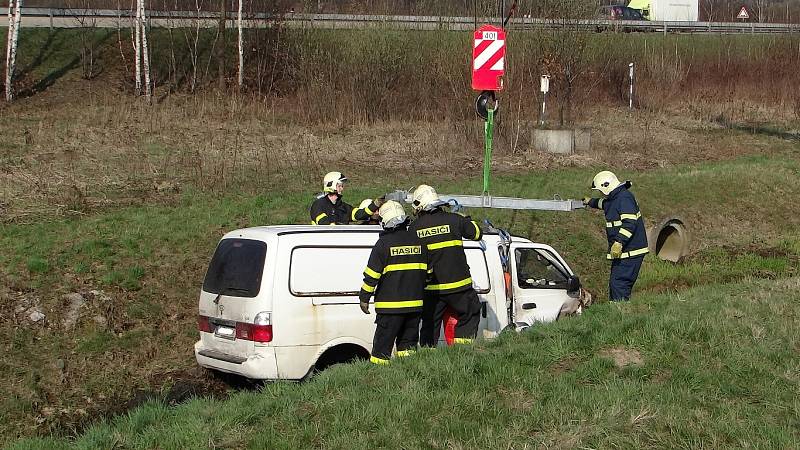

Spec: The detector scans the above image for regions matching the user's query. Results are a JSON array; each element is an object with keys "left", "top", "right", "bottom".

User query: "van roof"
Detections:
[{"left": 222, "top": 225, "right": 533, "bottom": 244}]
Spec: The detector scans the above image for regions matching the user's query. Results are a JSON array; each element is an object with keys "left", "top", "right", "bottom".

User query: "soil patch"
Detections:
[{"left": 598, "top": 347, "right": 644, "bottom": 368}]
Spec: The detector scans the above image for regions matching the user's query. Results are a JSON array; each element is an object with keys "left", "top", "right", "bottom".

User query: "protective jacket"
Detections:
[
  {"left": 588, "top": 183, "right": 649, "bottom": 260},
  {"left": 409, "top": 208, "right": 482, "bottom": 295},
  {"left": 310, "top": 195, "right": 377, "bottom": 225},
  {"left": 359, "top": 225, "right": 429, "bottom": 314}
]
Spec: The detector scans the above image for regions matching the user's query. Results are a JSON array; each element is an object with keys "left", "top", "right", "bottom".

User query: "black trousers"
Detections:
[
  {"left": 419, "top": 288, "right": 481, "bottom": 347},
  {"left": 372, "top": 312, "right": 422, "bottom": 360}
]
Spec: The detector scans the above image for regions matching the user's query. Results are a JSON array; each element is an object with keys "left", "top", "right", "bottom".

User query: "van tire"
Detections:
[{"left": 313, "top": 344, "right": 370, "bottom": 373}]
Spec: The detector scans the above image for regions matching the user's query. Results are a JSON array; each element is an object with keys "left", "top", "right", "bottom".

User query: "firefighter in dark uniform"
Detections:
[
  {"left": 408, "top": 184, "right": 483, "bottom": 346},
  {"left": 359, "top": 201, "right": 429, "bottom": 364},
  {"left": 584, "top": 170, "right": 649, "bottom": 302},
  {"left": 310, "top": 171, "right": 382, "bottom": 225}
]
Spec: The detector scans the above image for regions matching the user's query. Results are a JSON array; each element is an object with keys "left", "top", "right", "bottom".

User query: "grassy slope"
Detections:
[
  {"left": 10, "top": 276, "right": 800, "bottom": 449},
  {"left": 2, "top": 152, "right": 799, "bottom": 444}
]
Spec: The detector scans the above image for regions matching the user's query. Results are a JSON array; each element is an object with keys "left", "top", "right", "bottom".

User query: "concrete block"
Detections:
[
  {"left": 530, "top": 128, "right": 592, "bottom": 156},
  {"left": 574, "top": 128, "right": 592, "bottom": 152}
]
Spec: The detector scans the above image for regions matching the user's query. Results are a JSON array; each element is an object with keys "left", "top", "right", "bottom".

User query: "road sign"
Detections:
[
  {"left": 737, "top": 6, "right": 749, "bottom": 19},
  {"left": 472, "top": 25, "right": 506, "bottom": 92}
]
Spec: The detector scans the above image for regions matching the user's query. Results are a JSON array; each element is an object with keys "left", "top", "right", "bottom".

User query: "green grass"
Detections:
[{"left": 10, "top": 277, "right": 800, "bottom": 449}]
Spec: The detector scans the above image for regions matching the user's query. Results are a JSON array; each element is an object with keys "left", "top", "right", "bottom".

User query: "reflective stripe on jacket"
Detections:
[
  {"left": 588, "top": 184, "right": 649, "bottom": 260},
  {"left": 309, "top": 195, "right": 376, "bottom": 225},
  {"left": 359, "top": 226, "right": 429, "bottom": 314},
  {"left": 409, "top": 208, "right": 481, "bottom": 294}
]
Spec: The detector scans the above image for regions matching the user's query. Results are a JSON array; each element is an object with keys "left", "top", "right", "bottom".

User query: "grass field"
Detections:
[
  {"left": 2, "top": 24, "right": 800, "bottom": 449},
  {"left": 8, "top": 276, "right": 800, "bottom": 449},
  {"left": 2, "top": 148, "right": 799, "bottom": 446}
]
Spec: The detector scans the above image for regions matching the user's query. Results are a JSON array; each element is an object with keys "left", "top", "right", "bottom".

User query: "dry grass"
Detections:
[{"left": 2, "top": 84, "right": 796, "bottom": 224}]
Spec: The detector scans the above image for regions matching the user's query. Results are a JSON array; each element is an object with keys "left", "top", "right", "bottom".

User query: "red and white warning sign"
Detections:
[
  {"left": 472, "top": 25, "right": 506, "bottom": 92},
  {"left": 736, "top": 6, "right": 749, "bottom": 19}
]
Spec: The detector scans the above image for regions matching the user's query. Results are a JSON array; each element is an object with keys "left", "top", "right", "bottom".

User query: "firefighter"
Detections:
[
  {"left": 310, "top": 171, "right": 382, "bottom": 225},
  {"left": 583, "top": 170, "right": 649, "bottom": 302},
  {"left": 408, "top": 184, "right": 483, "bottom": 347},
  {"left": 355, "top": 198, "right": 381, "bottom": 225},
  {"left": 359, "top": 201, "right": 429, "bottom": 364}
]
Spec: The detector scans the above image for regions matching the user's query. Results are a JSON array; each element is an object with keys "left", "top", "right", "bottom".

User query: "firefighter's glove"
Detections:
[
  {"left": 359, "top": 300, "right": 370, "bottom": 315},
  {"left": 373, "top": 196, "right": 385, "bottom": 208},
  {"left": 582, "top": 197, "right": 591, "bottom": 206},
  {"left": 610, "top": 241, "right": 623, "bottom": 259}
]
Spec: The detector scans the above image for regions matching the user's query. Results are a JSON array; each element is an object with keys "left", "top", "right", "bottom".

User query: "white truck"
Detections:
[
  {"left": 627, "top": 0, "right": 699, "bottom": 21},
  {"left": 194, "top": 225, "right": 584, "bottom": 380}
]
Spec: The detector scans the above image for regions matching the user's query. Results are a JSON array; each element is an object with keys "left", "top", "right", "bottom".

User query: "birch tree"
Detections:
[
  {"left": 5, "top": 0, "right": 22, "bottom": 102},
  {"left": 133, "top": 0, "right": 151, "bottom": 101}
]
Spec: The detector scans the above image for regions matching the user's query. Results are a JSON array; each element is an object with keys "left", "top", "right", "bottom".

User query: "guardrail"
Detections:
[{"left": 1, "top": 7, "right": 798, "bottom": 34}]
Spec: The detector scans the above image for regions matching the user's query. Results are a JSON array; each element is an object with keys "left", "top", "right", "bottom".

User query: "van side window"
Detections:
[
  {"left": 465, "top": 247, "right": 491, "bottom": 294},
  {"left": 290, "top": 246, "right": 372, "bottom": 296},
  {"left": 515, "top": 248, "right": 568, "bottom": 289},
  {"left": 203, "top": 239, "right": 267, "bottom": 298}
]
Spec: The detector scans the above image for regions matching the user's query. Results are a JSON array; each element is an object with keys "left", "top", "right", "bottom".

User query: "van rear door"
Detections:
[
  {"left": 198, "top": 238, "right": 269, "bottom": 359},
  {"left": 509, "top": 244, "right": 574, "bottom": 325}
]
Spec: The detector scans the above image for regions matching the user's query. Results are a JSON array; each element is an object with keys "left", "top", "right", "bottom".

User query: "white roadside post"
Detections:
[
  {"left": 628, "top": 62, "right": 634, "bottom": 110},
  {"left": 539, "top": 75, "right": 550, "bottom": 126}
]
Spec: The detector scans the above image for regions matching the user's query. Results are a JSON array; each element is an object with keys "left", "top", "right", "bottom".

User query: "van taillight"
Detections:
[
  {"left": 235, "top": 323, "right": 273, "bottom": 342},
  {"left": 198, "top": 315, "right": 212, "bottom": 333},
  {"left": 235, "top": 312, "right": 272, "bottom": 343}
]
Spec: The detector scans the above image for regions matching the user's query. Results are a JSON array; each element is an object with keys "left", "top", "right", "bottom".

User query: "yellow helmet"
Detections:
[
  {"left": 591, "top": 171, "right": 621, "bottom": 196},
  {"left": 411, "top": 184, "right": 443, "bottom": 213},
  {"left": 323, "top": 172, "right": 347, "bottom": 193},
  {"left": 378, "top": 201, "right": 407, "bottom": 229}
]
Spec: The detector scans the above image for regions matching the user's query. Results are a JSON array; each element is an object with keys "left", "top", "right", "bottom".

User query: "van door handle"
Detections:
[{"left": 522, "top": 303, "right": 537, "bottom": 310}]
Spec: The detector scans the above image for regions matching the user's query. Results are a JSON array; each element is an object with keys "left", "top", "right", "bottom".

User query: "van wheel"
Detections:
[{"left": 314, "top": 344, "right": 370, "bottom": 373}]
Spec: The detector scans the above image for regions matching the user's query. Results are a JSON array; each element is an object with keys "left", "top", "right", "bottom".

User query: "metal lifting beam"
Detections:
[{"left": 384, "top": 190, "right": 584, "bottom": 212}]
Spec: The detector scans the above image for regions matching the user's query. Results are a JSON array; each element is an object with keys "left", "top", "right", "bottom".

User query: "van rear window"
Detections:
[{"left": 203, "top": 239, "right": 267, "bottom": 298}]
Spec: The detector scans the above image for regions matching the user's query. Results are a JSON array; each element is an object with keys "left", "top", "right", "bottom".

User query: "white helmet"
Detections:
[
  {"left": 411, "top": 184, "right": 444, "bottom": 213},
  {"left": 591, "top": 171, "right": 622, "bottom": 196},
  {"left": 379, "top": 201, "right": 407, "bottom": 229},
  {"left": 323, "top": 171, "right": 347, "bottom": 194}
]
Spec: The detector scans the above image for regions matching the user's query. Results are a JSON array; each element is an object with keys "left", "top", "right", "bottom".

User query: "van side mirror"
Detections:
[{"left": 567, "top": 275, "right": 581, "bottom": 295}]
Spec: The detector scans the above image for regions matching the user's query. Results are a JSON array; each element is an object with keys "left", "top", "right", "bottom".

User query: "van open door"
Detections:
[{"left": 509, "top": 244, "right": 576, "bottom": 327}]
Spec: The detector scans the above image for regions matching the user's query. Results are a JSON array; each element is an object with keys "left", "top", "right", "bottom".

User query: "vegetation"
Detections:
[
  {"left": 9, "top": 276, "right": 800, "bottom": 449},
  {"left": 2, "top": 19, "right": 800, "bottom": 449}
]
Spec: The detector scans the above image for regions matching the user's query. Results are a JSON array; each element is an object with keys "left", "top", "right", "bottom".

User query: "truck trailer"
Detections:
[{"left": 627, "top": 0, "right": 699, "bottom": 21}]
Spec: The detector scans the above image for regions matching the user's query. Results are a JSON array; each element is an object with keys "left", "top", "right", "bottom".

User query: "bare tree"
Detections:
[
  {"left": 217, "top": 0, "right": 227, "bottom": 90},
  {"left": 133, "top": 0, "right": 152, "bottom": 101},
  {"left": 238, "top": 0, "right": 244, "bottom": 89},
  {"left": 67, "top": 0, "right": 100, "bottom": 79},
  {"left": 134, "top": 0, "right": 142, "bottom": 94},
  {"left": 5, "top": 0, "right": 22, "bottom": 102}
]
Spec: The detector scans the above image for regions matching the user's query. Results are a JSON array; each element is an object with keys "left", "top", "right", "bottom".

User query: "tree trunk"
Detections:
[
  {"left": 5, "top": 0, "right": 22, "bottom": 102},
  {"left": 140, "top": 0, "right": 151, "bottom": 102},
  {"left": 134, "top": 0, "right": 142, "bottom": 95},
  {"left": 217, "top": 0, "right": 226, "bottom": 91},
  {"left": 237, "top": 0, "right": 243, "bottom": 89}
]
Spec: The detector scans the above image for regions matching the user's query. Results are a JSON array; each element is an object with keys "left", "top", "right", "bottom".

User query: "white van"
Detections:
[{"left": 194, "top": 225, "right": 582, "bottom": 380}]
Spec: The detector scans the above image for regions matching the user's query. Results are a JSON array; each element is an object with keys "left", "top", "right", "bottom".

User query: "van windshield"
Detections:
[{"left": 203, "top": 239, "right": 267, "bottom": 298}]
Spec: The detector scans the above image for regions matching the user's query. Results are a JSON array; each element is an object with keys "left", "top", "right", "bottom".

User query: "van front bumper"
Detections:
[{"left": 194, "top": 341, "right": 279, "bottom": 380}]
